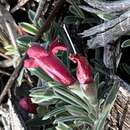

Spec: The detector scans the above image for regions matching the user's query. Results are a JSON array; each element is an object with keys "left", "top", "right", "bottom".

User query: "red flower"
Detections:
[
  {"left": 24, "top": 38, "right": 75, "bottom": 86},
  {"left": 69, "top": 54, "right": 93, "bottom": 84},
  {"left": 19, "top": 97, "right": 37, "bottom": 114}
]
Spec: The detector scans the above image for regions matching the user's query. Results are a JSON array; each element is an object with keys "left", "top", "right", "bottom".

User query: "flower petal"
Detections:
[
  {"left": 69, "top": 54, "right": 93, "bottom": 84},
  {"left": 36, "top": 55, "right": 75, "bottom": 86},
  {"left": 27, "top": 44, "right": 48, "bottom": 58},
  {"left": 49, "top": 38, "right": 67, "bottom": 55},
  {"left": 24, "top": 58, "right": 38, "bottom": 68}
]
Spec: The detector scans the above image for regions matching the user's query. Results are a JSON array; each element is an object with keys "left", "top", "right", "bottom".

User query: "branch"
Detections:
[
  {"left": 80, "top": 11, "right": 130, "bottom": 48},
  {"left": 0, "top": 55, "right": 26, "bottom": 104},
  {"left": 35, "top": 0, "right": 65, "bottom": 41},
  {"left": 33, "top": 0, "right": 47, "bottom": 23},
  {"left": 83, "top": 0, "right": 130, "bottom": 16}
]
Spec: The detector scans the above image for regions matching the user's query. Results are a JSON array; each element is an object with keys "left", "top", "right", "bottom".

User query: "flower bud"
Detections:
[{"left": 19, "top": 97, "right": 37, "bottom": 114}]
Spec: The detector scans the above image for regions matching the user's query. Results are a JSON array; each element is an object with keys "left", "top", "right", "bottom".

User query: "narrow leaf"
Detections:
[
  {"left": 19, "top": 22, "right": 38, "bottom": 35},
  {"left": 121, "top": 39, "right": 130, "bottom": 48},
  {"left": 43, "top": 106, "right": 66, "bottom": 120},
  {"left": 56, "top": 122, "right": 73, "bottom": 130}
]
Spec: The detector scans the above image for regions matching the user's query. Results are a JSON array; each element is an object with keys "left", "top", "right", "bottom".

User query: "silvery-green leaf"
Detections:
[
  {"left": 19, "top": 22, "right": 38, "bottom": 35},
  {"left": 54, "top": 116, "right": 93, "bottom": 125},
  {"left": 66, "top": 105, "right": 88, "bottom": 117},
  {"left": 64, "top": 16, "right": 80, "bottom": 24},
  {"left": 31, "top": 96, "right": 57, "bottom": 104},
  {"left": 52, "top": 85, "right": 92, "bottom": 113},
  {"left": 103, "top": 82, "right": 118, "bottom": 112},
  {"left": 69, "top": 0, "right": 85, "bottom": 19},
  {"left": 121, "top": 39, "right": 130, "bottom": 48},
  {"left": 17, "top": 67, "right": 25, "bottom": 86},
  {"left": 16, "top": 35, "right": 34, "bottom": 51},
  {"left": 26, "top": 116, "right": 51, "bottom": 126},
  {"left": 96, "top": 13, "right": 113, "bottom": 21},
  {"left": 94, "top": 112, "right": 108, "bottom": 130},
  {"left": 54, "top": 92, "right": 79, "bottom": 107},
  {"left": 28, "top": 10, "right": 36, "bottom": 23},
  {"left": 56, "top": 122, "right": 73, "bottom": 130},
  {"left": 42, "top": 106, "right": 65, "bottom": 120},
  {"left": 121, "top": 63, "right": 130, "bottom": 75},
  {"left": 29, "top": 68, "right": 52, "bottom": 81},
  {"left": 95, "top": 82, "right": 119, "bottom": 130}
]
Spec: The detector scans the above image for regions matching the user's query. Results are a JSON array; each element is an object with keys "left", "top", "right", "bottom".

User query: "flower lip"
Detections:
[
  {"left": 49, "top": 38, "right": 67, "bottom": 55},
  {"left": 24, "top": 38, "right": 75, "bottom": 86},
  {"left": 27, "top": 44, "right": 48, "bottom": 58},
  {"left": 69, "top": 53, "right": 94, "bottom": 84}
]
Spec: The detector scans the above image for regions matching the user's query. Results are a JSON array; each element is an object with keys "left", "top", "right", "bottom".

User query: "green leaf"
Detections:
[
  {"left": 94, "top": 112, "right": 108, "bottom": 130},
  {"left": 55, "top": 92, "right": 79, "bottom": 107},
  {"left": 69, "top": 1, "right": 85, "bottom": 19},
  {"left": 121, "top": 63, "right": 130, "bottom": 75},
  {"left": 28, "top": 10, "right": 36, "bottom": 23},
  {"left": 46, "top": 128, "right": 55, "bottom": 130},
  {"left": 94, "top": 73, "right": 100, "bottom": 88},
  {"left": 43, "top": 106, "right": 66, "bottom": 120},
  {"left": 37, "top": 18, "right": 45, "bottom": 28},
  {"left": 31, "top": 96, "right": 57, "bottom": 104},
  {"left": 0, "top": 28, "right": 10, "bottom": 46},
  {"left": 37, "top": 106, "right": 48, "bottom": 115},
  {"left": 26, "top": 116, "right": 51, "bottom": 126},
  {"left": 19, "top": 22, "right": 38, "bottom": 35},
  {"left": 56, "top": 122, "right": 73, "bottom": 130},
  {"left": 64, "top": 16, "right": 80, "bottom": 24},
  {"left": 95, "top": 82, "right": 119, "bottom": 130},
  {"left": 29, "top": 68, "right": 52, "bottom": 81},
  {"left": 17, "top": 67, "right": 25, "bottom": 86},
  {"left": 4, "top": 45, "right": 17, "bottom": 55},
  {"left": 52, "top": 85, "right": 92, "bottom": 113},
  {"left": 103, "top": 82, "right": 118, "bottom": 112},
  {"left": 28, "top": 9, "right": 45, "bottom": 29},
  {"left": 30, "top": 88, "right": 54, "bottom": 98},
  {"left": 30, "top": 87, "right": 57, "bottom": 104},
  {"left": 54, "top": 116, "right": 93, "bottom": 125},
  {"left": 16, "top": 35, "right": 34, "bottom": 51},
  {"left": 97, "top": 13, "right": 114, "bottom": 21},
  {"left": 121, "top": 39, "right": 130, "bottom": 48},
  {"left": 66, "top": 105, "right": 88, "bottom": 117}
]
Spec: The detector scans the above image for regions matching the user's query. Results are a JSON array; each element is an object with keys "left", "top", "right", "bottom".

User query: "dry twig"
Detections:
[
  {"left": 0, "top": 54, "right": 26, "bottom": 104},
  {"left": 80, "top": 10, "right": 130, "bottom": 48},
  {"left": 35, "top": 0, "right": 65, "bottom": 41}
]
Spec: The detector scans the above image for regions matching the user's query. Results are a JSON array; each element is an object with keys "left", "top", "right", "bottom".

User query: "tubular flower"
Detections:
[
  {"left": 19, "top": 97, "right": 37, "bottom": 114},
  {"left": 69, "top": 54, "right": 94, "bottom": 84},
  {"left": 24, "top": 38, "right": 75, "bottom": 86}
]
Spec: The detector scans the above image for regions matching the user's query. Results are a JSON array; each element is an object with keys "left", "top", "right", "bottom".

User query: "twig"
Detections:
[
  {"left": 0, "top": 59, "right": 13, "bottom": 68},
  {"left": 0, "top": 52, "right": 10, "bottom": 59},
  {"left": 11, "top": 0, "right": 29, "bottom": 13},
  {"left": 80, "top": 10, "right": 130, "bottom": 48},
  {"left": 35, "top": 0, "right": 65, "bottom": 41},
  {"left": 63, "top": 24, "right": 77, "bottom": 54},
  {"left": 0, "top": 70, "right": 10, "bottom": 76},
  {"left": 83, "top": 0, "right": 130, "bottom": 16},
  {"left": 33, "top": 0, "right": 47, "bottom": 23},
  {"left": 0, "top": 54, "right": 26, "bottom": 104},
  {"left": 8, "top": 99, "right": 27, "bottom": 130}
]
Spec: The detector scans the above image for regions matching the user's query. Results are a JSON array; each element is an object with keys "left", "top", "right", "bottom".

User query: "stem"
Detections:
[
  {"left": 33, "top": 0, "right": 47, "bottom": 23},
  {"left": 63, "top": 24, "right": 77, "bottom": 54}
]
